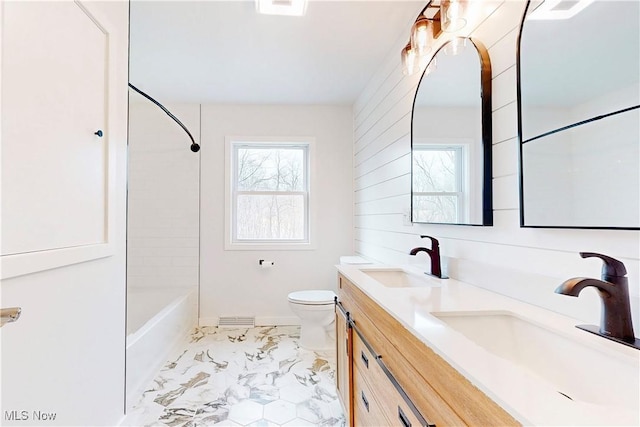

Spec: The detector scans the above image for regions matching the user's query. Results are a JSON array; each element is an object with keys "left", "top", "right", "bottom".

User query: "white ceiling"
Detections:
[{"left": 130, "top": 0, "right": 424, "bottom": 105}]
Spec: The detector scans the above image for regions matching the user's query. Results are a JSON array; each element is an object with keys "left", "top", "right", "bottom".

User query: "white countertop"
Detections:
[{"left": 336, "top": 264, "right": 640, "bottom": 426}]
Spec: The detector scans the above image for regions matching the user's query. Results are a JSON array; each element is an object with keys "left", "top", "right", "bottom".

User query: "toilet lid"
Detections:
[{"left": 288, "top": 290, "right": 336, "bottom": 305}]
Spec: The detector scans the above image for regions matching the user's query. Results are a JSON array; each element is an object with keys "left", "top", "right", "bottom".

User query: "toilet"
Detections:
[
  {"left": 288, "top": 290, "right": 336, "bottom": 350},
  {"left": 288, "top": 256, "right": 373, "bottom": 350}
]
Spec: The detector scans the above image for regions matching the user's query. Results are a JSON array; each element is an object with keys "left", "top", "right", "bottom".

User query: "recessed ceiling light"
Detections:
[
  {"left": 528, "top": 0, "right": 594, "bottom": 20},
  {"left": 256, "top": 0, "right": 308, "bottom": 17}
]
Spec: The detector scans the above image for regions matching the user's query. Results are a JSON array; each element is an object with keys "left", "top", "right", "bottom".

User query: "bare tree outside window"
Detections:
[
  {"left": 233, "top": 144, "right": 309, "bottom": 242},
  {"left": 412, "top": 146, "right": 463, "bottom": 223}
]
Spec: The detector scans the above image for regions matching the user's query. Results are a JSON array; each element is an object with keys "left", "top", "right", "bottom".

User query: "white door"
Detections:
[{"left": 0, "top": 1, "right": 128, "bottom": 425}]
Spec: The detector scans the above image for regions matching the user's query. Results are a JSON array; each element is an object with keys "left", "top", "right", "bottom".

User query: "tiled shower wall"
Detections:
[
  {"left": 127, "top": 98, "right": 200, "bottom": 289},
  {"left": 353, "top": 0, "right": 640, "bottom": 326}
]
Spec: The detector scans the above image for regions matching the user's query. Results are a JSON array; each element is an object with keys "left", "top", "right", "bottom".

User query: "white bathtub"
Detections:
[{"left": 126, "top": 287, "right": 197, "bottom": 408}]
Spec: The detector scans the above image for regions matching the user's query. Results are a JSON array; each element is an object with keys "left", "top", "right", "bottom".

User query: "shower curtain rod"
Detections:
[{"left": 128, "top": 83, "right": 201, "bottom": 153}]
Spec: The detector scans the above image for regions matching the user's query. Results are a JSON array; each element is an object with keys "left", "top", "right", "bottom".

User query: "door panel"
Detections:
[{"left": 2, "top": 1, "right": 108, "bottom": 256}]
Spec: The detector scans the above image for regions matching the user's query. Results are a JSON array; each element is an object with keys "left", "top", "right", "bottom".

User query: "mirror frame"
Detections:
[
  {"left": 410, "top": 37, "right": 493, "bottom": 226},
  {"left": 516, "top": 0, "right": 640, "bottom": 230}
]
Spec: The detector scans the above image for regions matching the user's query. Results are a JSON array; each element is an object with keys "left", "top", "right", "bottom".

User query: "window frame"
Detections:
[{"left": 224, "top": 136, "right": 316, "bottom": 251}]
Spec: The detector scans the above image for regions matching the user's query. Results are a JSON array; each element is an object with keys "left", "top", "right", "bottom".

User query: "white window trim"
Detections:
[{"left": 224, "top": 136, "right": 316, "bottom": 251}]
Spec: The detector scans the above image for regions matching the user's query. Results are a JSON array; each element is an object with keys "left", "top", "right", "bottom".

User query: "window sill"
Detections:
[{"left": 224, "top": 241, "right": 316, "bottom": 251}]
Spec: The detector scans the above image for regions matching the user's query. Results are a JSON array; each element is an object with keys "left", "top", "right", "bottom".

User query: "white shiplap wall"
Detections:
[{"left": 353, "top": 0, "right": 640, "bottom": 327}]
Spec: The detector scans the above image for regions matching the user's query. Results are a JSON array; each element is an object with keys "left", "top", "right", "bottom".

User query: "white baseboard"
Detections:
[
  {"left": 257, "top": 316, "right": 300, "bottom": 326},
  {"left": 199, "top": 316, "right": 300, "bottom": 327}
]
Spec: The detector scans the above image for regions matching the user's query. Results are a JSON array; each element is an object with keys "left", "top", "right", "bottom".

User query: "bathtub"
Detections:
[{"left": 126, "top": 287, "right": 198, "bottom": 408}]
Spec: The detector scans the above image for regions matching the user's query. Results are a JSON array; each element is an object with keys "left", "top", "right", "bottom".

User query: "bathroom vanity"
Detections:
[
  {"left": 334, "top": 264, "right": 640, "bottom": 426},
  {"left": 335, "top": 271, "right": 517, "bottom": 426}
]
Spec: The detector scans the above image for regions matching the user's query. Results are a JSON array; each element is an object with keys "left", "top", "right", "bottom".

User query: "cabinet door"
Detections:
[
  {"left": 2, "top": 1, "right": 113, "bottom": 278},
  {"left": 335, "top": 302, "right": 352, "bottom": 425}
]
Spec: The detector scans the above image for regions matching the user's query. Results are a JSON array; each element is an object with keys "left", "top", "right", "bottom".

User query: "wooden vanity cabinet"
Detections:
[
  {"left": 336, "top": 274, "right": 520, "bottom": 427},
  {"left": 353, "top": 362, "right": 392, "bottom": 425},
  {"left": 353, "top": 328, "right": 429, "bottom": 427}
]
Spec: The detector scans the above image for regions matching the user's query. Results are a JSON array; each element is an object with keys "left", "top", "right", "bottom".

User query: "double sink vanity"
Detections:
[
  {"left": 334, "top": 264, "right": 640, "bottom": 426},
  {"left": 341, "top": 0, "right": 640, "bottom": 424}
]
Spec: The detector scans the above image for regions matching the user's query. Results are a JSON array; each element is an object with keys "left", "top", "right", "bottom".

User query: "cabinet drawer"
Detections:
[
  {"left": 354, "top": 328, "right": 431, "bottom": 427},
  {"left": 353, "top": 365, "right": 390, "bottom": 426},
  {"left": 353, "top": 395, "right": 374, "bottom": 427},
  {"left": 353, "top": 326, "right": 376, "bottom": 376},
  {"left": 374, "top": 359, "right": 430, "bottom": 427}
]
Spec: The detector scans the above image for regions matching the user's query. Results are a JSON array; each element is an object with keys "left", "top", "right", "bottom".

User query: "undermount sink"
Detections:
[
  {"left": 433, "top": 311, "right": 639, "bottom": 408},
  {"left": 360, "top": 268, "right": 439, "bottom": 288}
]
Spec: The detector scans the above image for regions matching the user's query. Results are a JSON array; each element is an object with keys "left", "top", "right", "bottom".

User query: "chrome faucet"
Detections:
[
  {"left": 409, "top": 235, "right": 448, "bottom": 279},
  {"left": 555, "top": 252, "right": 639, "bottom": 350}
]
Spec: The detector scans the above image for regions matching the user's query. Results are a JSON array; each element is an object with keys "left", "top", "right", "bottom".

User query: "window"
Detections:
[
  {"left": 226, "top": 137, "right": 313, "bottom": 248},
  {"left": 412, "top": 145, "right": 465, "bottom": 223}
]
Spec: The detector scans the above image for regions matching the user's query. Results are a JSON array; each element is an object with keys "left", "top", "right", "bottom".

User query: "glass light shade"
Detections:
[
  {"left": 411, "top": 17, "right": 434, "bottom": 55},
  {"left": 424, "top": 57, "right": 437, "bottom": 76},
  {"left": 402, "top": 42, "right": 419, "bottom": 75},
  {"left": 418, "top": 52, "right": 432, "bottom": 71},
  {"left": 441, "top": 0, "right": 467, "bottom": 32},
  {"left": 443, "top": 37, "right": 468, "bottom": 56}
]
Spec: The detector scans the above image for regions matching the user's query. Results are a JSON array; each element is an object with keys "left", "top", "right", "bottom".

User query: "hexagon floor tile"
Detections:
[
  {"left": 281, "top": 419, "right": 317, "bottom": 427},
  {"left": 123, "top": 326, "right": 345, "bottom": 427},
  {"left": 246, "top": 419, "right": 280, "bottom": 427},
  {"left": 228, "top": 400, "right": 264, "bottom": 425},
  {"left": 263, "top": 400, "right": 297, "bottom": 424}
]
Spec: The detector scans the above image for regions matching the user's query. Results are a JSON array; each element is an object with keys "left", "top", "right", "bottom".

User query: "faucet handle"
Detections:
[
  {"left": 419, "top": 235, "right": 439, "bottom": 248},
  {"left": 580, "top": 252, "right": 627, "bottom": 278}
]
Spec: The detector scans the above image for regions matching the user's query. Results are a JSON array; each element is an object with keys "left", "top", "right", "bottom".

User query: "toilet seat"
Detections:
[{"left": 288, "top": 290, "right": 335, "bottom": 305}]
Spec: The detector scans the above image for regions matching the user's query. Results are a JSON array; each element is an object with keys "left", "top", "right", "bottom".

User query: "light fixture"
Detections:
[
  {"left": 401, "top": 2, "right": 443, "bottom": 76},
  {"left": 528, "top": 0, "right": 594, "bottom": 20},
  {"left": 411, "top": 16, "right": 435, "bottom": 56},
  {"left": 400, "top": 0, "right": 472, "bottom": 76},
  {"left": 441, "top": 0, "right": 467, "bottom": 32},
  {"left": 256, "top": 0, "right": 307, "bottom": 17},
  {"left": 443, "top": 37, "right": 467, "bottom": 56},
  {"left": 401, "top": 42, "right": 436, "bottom": 77},
  {"left": 401, "top": 42, "right": 419, "bottom": 76}
]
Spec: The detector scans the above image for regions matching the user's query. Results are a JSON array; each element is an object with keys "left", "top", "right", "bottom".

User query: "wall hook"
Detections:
[{"left": 94, "top": 130, "right": 103, "bottom": 137}]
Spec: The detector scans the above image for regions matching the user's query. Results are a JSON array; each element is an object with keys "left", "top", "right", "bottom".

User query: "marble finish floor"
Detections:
[{"left": 124, "top": 326, "right": 345, "bottom": 427}]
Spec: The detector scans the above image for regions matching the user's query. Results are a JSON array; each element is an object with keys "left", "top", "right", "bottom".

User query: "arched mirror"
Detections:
[
  {"left": 518, "top": 0, "right": 640, "bottom": 229},
  {"left": 411, "top": 37, "right": 492, "bottom": 225}
]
